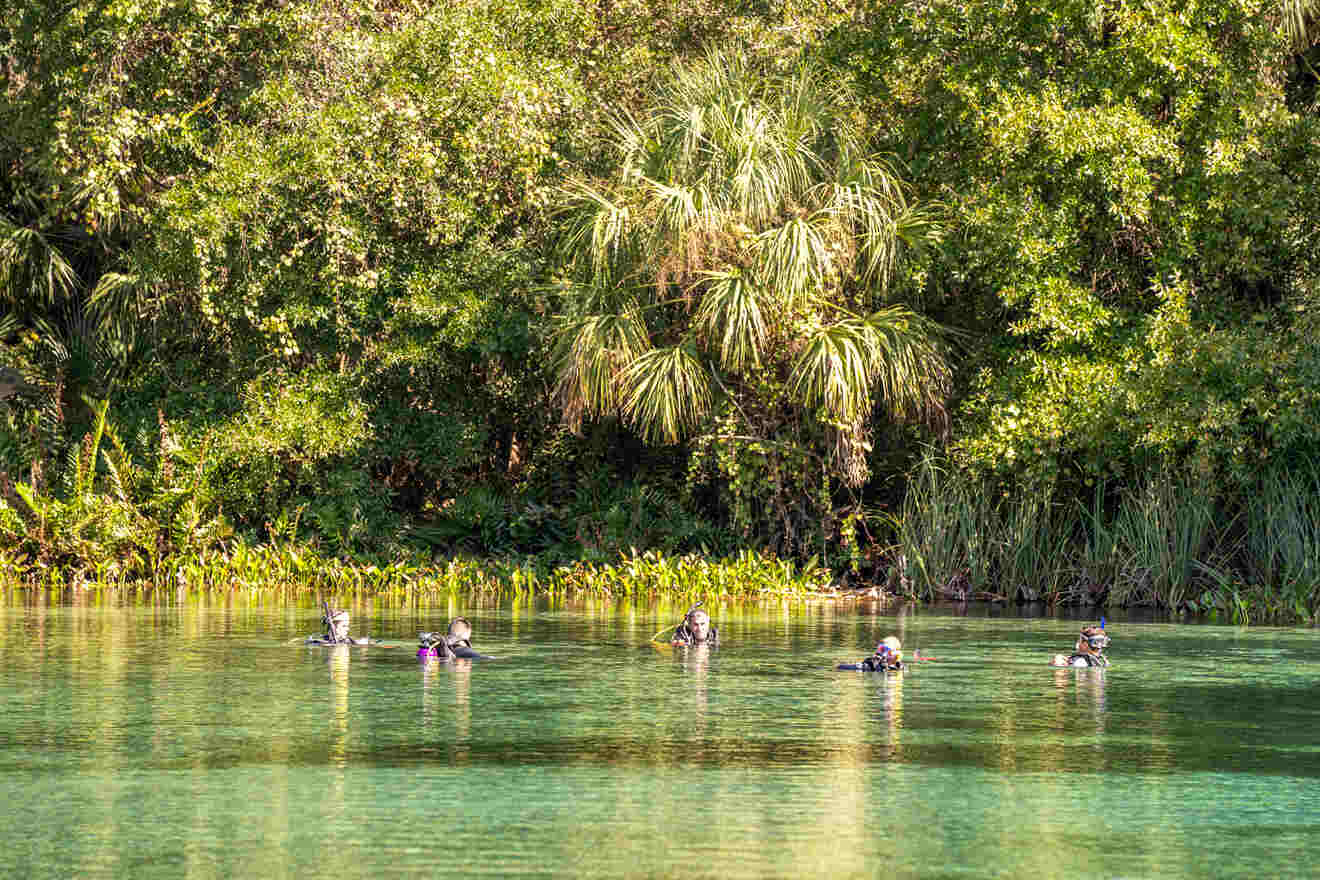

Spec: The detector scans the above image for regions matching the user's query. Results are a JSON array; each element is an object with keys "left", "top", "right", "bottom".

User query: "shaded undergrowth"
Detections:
[{"left": 1, "top": 397, "right": 1318, "bottom": 623}]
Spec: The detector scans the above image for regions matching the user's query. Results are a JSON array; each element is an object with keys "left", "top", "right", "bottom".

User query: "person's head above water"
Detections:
[
  {"left": 447, "top": 617, "right": 473, "bottom": 643},
  {"left": 1076, "top": 625, "right": 1109, "bottom": 655},
  {"left": 668, "top": 602, "right": 719, "bottom": 646},
  {"left": 836, "top": 635, "right": 903, "bottom": 671},
  {"left": 685, "top": 608, "right": 713, "bottom": 642},
  {"left": 1051, "top": 622, "right": 1112, "bottom": 667}
]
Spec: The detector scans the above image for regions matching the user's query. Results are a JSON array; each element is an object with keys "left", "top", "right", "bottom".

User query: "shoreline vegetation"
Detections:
[
  {"left": 4, "top": 2, "right": 1320, "bottom": 626},
  {"left": 3, "top": 454, "right": 1317, "bottom": 625}
]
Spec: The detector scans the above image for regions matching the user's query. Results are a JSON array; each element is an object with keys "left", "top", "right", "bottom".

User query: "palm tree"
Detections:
[
  {"left": 1282, "top": 0, "right": 1320, "bottom": 52},
  {"left": 0, "top": 188, "right": 138, "bottom": 482},
  {"left": 553, "top": 49, "right": 952, "bottom": 506}
]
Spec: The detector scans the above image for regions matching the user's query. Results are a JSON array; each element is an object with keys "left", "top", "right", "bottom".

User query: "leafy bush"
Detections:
[
  {"left": 199, "top": 372, "right": 398, "bottom": 551},
  {"left": 0, "top": 397, "right": 229, "bottom": 575}
]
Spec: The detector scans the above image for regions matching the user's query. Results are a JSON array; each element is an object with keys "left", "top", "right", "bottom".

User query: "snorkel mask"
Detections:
[{"left": 1079, "top": 622, "right": 1110, "bottom": 653}]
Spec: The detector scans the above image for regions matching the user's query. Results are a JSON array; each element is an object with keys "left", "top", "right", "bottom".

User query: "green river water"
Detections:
[{"left": 1, "top": 592, "right": 1318, "bottom": 879}]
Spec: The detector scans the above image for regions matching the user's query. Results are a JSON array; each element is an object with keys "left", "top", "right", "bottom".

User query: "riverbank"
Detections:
[{"left": 1, "top": 541, "right": 1312, "bottom": 625}]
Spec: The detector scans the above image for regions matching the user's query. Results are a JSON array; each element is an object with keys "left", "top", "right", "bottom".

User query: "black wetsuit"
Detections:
[
  {"left": 671, "top": 623, "right": 719, "bottom": 646},
  {"left": 838, "top": 654, "right": 903, "bottom": 671},
  {"left": 1065, "top": 653, "right": 1108, "bottom": 667},
  {"left": 446, "top": 636, "right": 491, "bottom": 659}
]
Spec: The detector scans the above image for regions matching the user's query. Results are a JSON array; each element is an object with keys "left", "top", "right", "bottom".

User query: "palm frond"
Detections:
[
  {"left": 87, "top": 272, "right": 142, "bottom": 358},
  {"left": 1282, "top": 0, "right": 1320, "bottom": 51},
  {"left": 859, "top": 306, "right": 953, "bottom": 424},
  {"left": 778, "top": 63, "right": 829, "bottom": 152},
  {"left": 791, "top": 307, "right": 953, "bottom": 425},
  {"left": 841, "top": 156, "right": 908, "bottom": 211},
  {"left": 815, "top": 157, "right": 918, "bottom": 288},
  {"left": 729, "top": 106, "right": 790, "bottom": 224},
  {"left": 756, "top": 214, "right": 830, "bottom": 306},
  {"left": 0, "top": 218, "right": 80, "bottom": 310},
  {"left": 647, "top": 178, "right": 702, "bottom": 243},
  {"left": 790, "top": 320, "right": 874, "bottom": 422},
  {"left": 695, "top": 269, "right": 767, "bottom": 370},
  {"left": 892, "top": 203, "right": 945, "bottom": 253},
  {"left": 607, "top": 108, "right": 649, "bottom": 177},
  {"left": 776, "top": 63, "right": 842, "bottom": 186},
  {"left": 556, "top": 179, "right": 635, "bottom": 286},
  {"left": 87, "top": 272, "right": 140, "bottom": 317},
  {"left": 552, "top": 310, "right": 651, "bottom": 429},
  {"left": 618, "top": 345, "right": 713, "bottom": 444}
]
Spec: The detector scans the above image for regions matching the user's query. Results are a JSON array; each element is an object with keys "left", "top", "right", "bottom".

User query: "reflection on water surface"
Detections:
[{"left": 1, "top": 592, "right": 1318, "bottom": 879}]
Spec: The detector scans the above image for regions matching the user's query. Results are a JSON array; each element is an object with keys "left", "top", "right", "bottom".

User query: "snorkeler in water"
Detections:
[
  {"left": 1050, "top": 623, "right": 1110, "bottom": 667},
  {"left": 306, "top": 601, "right": 377, "bottom": 646},
  {"left": 417, "top": 630, "right": 455, "bottom": 660},
  {"left": 838, "top": 636, "right": 904, "bottom": 671},
  {"left": 671, "top": 604, "right": 719, "bottom": 646},
  {"left": 418, "top": 617, "right": 492, "bottom": 660},
  {"left": 444, "top": 617, "right": 487, "bottom": 658}
]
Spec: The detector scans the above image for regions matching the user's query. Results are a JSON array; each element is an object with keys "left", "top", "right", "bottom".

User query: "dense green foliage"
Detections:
[
  {"left": 834, "top": 0, "right": 1320, "bottom": 486},
  {"left": 2, "top": 0, "right": 1319, "bottom": 618}
]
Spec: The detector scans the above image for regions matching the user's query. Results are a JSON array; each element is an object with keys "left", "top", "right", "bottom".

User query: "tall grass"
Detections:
[
  {"left": 1106, "top": 470, "right": 1220, "bottom": 609},
  {"left": 1075, "top": 482, "right": 1119, "bottom": 598},
  {"left": 893, "top": 456, "right": 1070, "bottom": 602},
  {"left": 893, "top": 456, "right": 971, "bottom": 599},
  {"left": 889, "top": 457, "right": 1320, "bottom": 621},
  {"left": 995, "top": 489, "right": 1073, "bottom": 602},
  {"left": 1243, "top": 464, "right": 1320, "bottom": 617}
]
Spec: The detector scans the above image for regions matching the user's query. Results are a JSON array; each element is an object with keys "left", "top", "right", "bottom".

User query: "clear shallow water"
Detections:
[{"left": 1, "top": 592, "right": 1318, "bottom": 879}]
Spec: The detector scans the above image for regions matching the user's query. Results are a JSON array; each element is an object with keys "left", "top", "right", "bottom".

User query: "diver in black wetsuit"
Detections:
[
  {"left": 1050, "top": 625, "right": 1110, "bottom": 667},
  {"left": 445, "top": 617, "right": 485, "bottom": 658},
  {"left": 838, "top": 636, "right": 903, "bottom": 671},
  {"left": 418, "top": 617, "right": 492, "bottom": 660},
  {"left": 671, "top": 605, "right": 719, "bottom": 646},
  {"left": 306, "top": 602, "right": 377, "bottom": 646}
]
